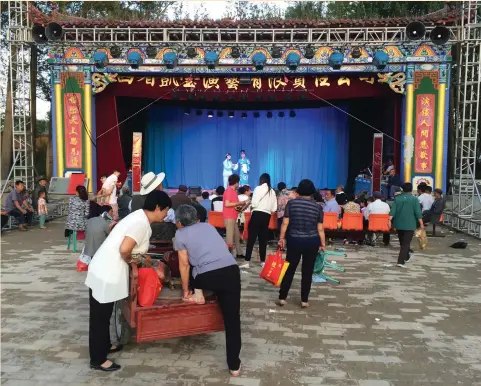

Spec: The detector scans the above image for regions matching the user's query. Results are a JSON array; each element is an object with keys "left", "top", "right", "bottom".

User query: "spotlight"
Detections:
[
  {"left": 32, "top": 24, "right": 47, "bottom": 44},
  {"left": 228, "top": 95, "right": 236, "bottom": 103},
  {"left": 228, "top": 111, "right": 234, "bottom": 118},
  {"left": 45, "top": 22, "right": 64, "bottom": 41},
  {"left": 304, "top": 45, "right": 315, "bottom": 59},
  {"left": 146, "top": 46, "right": 157, "bottom": 59},
  {"left": 406, "top": 21, "right": 425, "bottom": 41},
  {"left": 205, "top": 51, "right": 219, "bottom": 70},
  {"left": 372, "top": 50, "right": 389, "bottom": 70},
  {"left": 196, "top": 110, "right": 202, "bottom": 116},
  {"left": 252, "top": 52, "right": 267, "bottom": 71},
  {"left": 256, "top": 95, "right": 263, "bottom": 102},
  {"left": 93, "top": 51, "right": 108, "bottom": 69},
  {"left": 278, "top": 111, "right": 285, "bottom": 118},
  {"left": 240, "top": 94, "right": 248, "bottom": 102},
  {"left": 184, "top": 108, "right": 191, "bottom": 116},
  {"left": 430, "top": 26, "right": 450, "bottom": 45},
  {"left": 217, "top": 111, "right": 223, "bottom": 117},
  {"left": 328, "top": 51, "right": 344, "bottom": 70},
  {"left": 163, "top": 52, "right": 177, "bottom": 69},
  {"left": 213, "top": 96, "right": 221, "bottom": 103},
  {"left": 286, "top": 52, "right": 300, "bottom": 71},
  {"left": 187, "top": 47, "right": 197, "bottom": 58},
  {"left": 253, "top": 112, "right": 260, "bottom": 118},
  {"left": 241, "top": 112, "right": 247, "bottom": 119},
  {"left": 127, "top": 51, "right": 143, "bottom": 69},
  {"left": 351, "top": 47, "right": 362, "bottom": 59},
  {"left": 231, "top": 47, "right": 241, "bottom": 59},
  {"left": 110, "top": 46, "right": 121, "bottom": 58},
  {"left": 267, "top": 111, "right": 273, "bottom": 118},
  {"left": 289, "top": 110, "right": 296, "bottom": 118},
  {"left": 207, "top": 111, "right": 214, "bottom": 118},
  {"left": 268, "top": 95, "right": 276, "bottom": 102},
  {"left": 271, "top": 47, "right": 282, "bottom": 59}
]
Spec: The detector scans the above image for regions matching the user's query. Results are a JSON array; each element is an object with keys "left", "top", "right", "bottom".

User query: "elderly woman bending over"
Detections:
[{"left": 174, "top": 205, "right": 242, "bottom": 377}]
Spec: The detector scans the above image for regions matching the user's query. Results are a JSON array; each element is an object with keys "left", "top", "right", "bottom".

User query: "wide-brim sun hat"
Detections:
[{"left": 140, "top": 172, "right": 165, "bottom": 195}]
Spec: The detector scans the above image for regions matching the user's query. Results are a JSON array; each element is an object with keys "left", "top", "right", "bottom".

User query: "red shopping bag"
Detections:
[
  {"left": 76, "top": 259, "right": 89, "bottom": 272},
  {"left": 259, "top": 249, "right": 290, "bottom": 287},
  {"left": 138, "top": 268, "right": 162, "bottom": 307}
]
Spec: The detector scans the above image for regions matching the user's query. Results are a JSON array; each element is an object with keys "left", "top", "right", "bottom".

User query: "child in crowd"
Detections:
[{"left": 38, "top": 191, "right": 48, "bottom": 229}]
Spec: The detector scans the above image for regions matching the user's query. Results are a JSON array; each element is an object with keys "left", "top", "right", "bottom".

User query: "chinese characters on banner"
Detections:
[
  {"left": 132, "top": 132, "right": 142, "bottom": 193},
  {"left": 371, "top": 134, "right": 384, "bottom": 193},
  {"left": 64, "top": 93, "right": 83, "bottom": 169},
  {"left": 414, "top": 94, "right": 435, "bottom": 173}
]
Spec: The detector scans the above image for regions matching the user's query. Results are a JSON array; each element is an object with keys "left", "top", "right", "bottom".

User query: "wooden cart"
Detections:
[{"left": 114, "top": 260, "right": 224, "bottom": 344}]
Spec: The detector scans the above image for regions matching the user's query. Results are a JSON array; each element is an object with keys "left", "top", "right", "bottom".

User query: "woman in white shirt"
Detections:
[
  {"left": 240, "top": 173, "right": 277, "bottom": 268},
  {"left": 85, "top": 190, "right": 172, "bottom": 372}
]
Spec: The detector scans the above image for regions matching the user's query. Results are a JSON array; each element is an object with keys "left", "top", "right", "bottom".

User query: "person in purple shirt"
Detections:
[{"left": 323, "top": 189, "right": 340, "bottom": 216}]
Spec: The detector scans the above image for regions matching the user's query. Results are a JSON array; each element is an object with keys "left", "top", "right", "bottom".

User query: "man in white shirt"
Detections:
[
  {"left": 418, "top": 186, "right": 434, "bottom": 214},
  {"left": 101, "top": 170, "right": 121, "bottom": 220},
  {"left": 365, "top": 191, "right": 391, "bottom": 246}
]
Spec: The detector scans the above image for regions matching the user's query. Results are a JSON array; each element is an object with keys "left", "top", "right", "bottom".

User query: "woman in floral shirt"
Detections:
[
  {"left": 276, "top": 182, "right": 290, "bottom": 231},
  {"left": 65, "top": 185, "right": 90, "bottom": 233}
]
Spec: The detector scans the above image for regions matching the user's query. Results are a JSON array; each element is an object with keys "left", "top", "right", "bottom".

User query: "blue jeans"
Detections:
[{"left": 39, "top": 214, "right": 46, "bottom": 227}]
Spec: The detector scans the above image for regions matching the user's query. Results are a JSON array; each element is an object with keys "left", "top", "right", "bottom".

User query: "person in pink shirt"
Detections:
[{"left": 223, "top": 174, "right": 245, "bottom": 259}]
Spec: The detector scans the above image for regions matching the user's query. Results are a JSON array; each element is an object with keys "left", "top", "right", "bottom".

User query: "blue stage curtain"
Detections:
[{"left": 145, "top": 107, "right": 349, "bottom": 190}]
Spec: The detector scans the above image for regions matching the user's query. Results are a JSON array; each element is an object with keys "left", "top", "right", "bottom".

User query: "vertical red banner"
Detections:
[
  {"left": 64, "top": 93, "right": 83, "bottom": 169},
  {"left": 372, "top": 133, "right": 383, "bottom": 193},
  {"left": 132, "top": 132, "right": 142, "bottom": 193},
  {"left": 414, "top": 94, "right": 435, "bottom": 173}
]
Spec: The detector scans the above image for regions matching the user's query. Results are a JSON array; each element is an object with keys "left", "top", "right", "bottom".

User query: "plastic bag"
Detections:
[
  {"left": 138, "top": 268, "right": 162, "bottom": 307},
  {"left": 259, "top": 249, "right": 290, "bottom": 287},
  {"left": 76, "top": 249, "right": 91, "bottom": 272},
  {"left": 415, "top": 228, "right": 427, "bottom": 250}
]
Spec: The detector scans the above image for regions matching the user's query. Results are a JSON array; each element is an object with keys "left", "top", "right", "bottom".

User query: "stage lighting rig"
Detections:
[
  {"left": 127, "top": 51, "right": 143, "bottom": 69},
  {"left": 254, "top": 112, "right": 260, "bottom": 118},
  {"left": 286, "top": 52, "right": 300, "bottom": 71},
  {"left": 184, "top": 108, "right": 191, "bottom": 115},
  {"left": 228, "top": 111, "right": 235, "bottom": 118},
  {"left": 163, "top": 52, "right": 177, "bottom": 69},
  {"left": 252, "top": 52, "right": 267, "bottom": 71},
  {"left": 207, "top": 111, "right": 214, "bottom": 118},
  {"left": 205, "top": 51, "right": 219, "bottom": 70},
  {"left": 32, "top": 25, "right": 47, "bottom": 44},
  {"left": 241, "top": 112, "right": 248, "bottom": 119},
  {"left": 196, "top": 110, "right": 202, "bottom": 116},
  {"left": 278, "top": 111, "right": 285, "bottom": 118},
  {"left": 373, "top": 50, "right": 389, "bottom": 70},
  {"left": 351, "top": 47, "right": 362, "bottom": 59},
  {"left": 289, "top": 110, "right": 296, "bottom": 118},
  {"left": 328, "top": 51, "right": 344, "bottom": 70},
  {"left": 430, "top": 26, "right": 450, "bottom": 45},
  {"left": 267, "top": 111, "right": 273, "bottom": 118},
  {"left": 217, "top": 111, "right": 224, "bottom": 118},
  {"left": 93, "top": 51, "right": 108, "bottom": 69},
  {"left": 45, "top": 22, "right": 64, "bottom": 41},
  {"left": 406, "top": 21, "right": 425, "bottom": 40}
]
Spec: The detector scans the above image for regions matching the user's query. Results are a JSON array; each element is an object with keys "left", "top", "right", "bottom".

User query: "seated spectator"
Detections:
[
  {"left": 343, "top": 195, "right": 361, "bottom": 214},
  {"left": 5, "top": 180, "right": 34, "bottom": 231},
  {"left": 212, "top": 186, "right": 225, "bottom": 212},
  {"left": 386, "top": 168, "right": 402, "bottom": 199},
  {"left": 312, "top": 191, "right": 324, "bottom": 206},
  {"left": 171, "top": 185, "right": 191, "bottom": 210},
  {"left": 335, "top": 185, "right": 347, "bottom": 206},
  {"left": 199, "top": 192, "right": 211, "bottom": 217},
  {"left": 289, "top": 187, "right": 298, "bottom": 200},
  {"left": 323, "top": 189, "right": 340, "bottom": 216},
  {"left": 423, "top": 188, "right": 445, "bottom": 225},
  {"left": 189, "top": 194, "right": 207, "bottom": 222},
  {"left": 117, "top": 187, "right": 132, "bottom": 219},
  {"left": 418, "top": 185, "right": 434, "bottom": 217},
  {"left": 1, "top": 210, "right": 9, "bottom": 230},
  {"left": 365, "top": 191, "right": 391, "bottom": 246}
]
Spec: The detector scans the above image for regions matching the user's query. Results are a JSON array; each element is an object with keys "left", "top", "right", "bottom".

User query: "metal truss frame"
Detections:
[
  {"left": 6, "top": 0, "right": 34, "bottom": 190},
  {"left": 447, "top": 0, "right": 481, "bottom": 238}
]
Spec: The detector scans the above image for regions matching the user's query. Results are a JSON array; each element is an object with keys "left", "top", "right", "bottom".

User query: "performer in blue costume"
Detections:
[
  {"left": 234, "top": 150, "right": 250, "bottom": 186},
  {"left": 222, "top": 153, "right": 236, "bottom": 188}
]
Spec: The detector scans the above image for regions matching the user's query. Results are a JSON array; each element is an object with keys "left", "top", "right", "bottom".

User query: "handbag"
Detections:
[
  {"left": 76, "top": 248, "right": 91, "bottom": 272},
  {"left": 137, "top": 268, "right": 162, "bottom": 307},
  {"left": 259, "top": 249, "right": 290, "bottom": 287}
]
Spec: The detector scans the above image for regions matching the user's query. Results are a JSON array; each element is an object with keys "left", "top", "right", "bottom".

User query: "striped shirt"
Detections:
[{"left": 285, "top": 197, "right": 323, "bottom": 246}]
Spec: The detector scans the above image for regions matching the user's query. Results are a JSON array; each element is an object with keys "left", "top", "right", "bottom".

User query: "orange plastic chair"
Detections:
[
  {"left": 368, "top": 214, "right": 390, "bottom": 232},
  {"left": 342, "top": 213, "right": 363, "bottom": 231},
  {"left": 243, "top": 212, "right": 252, "bottom": 240},
  {"left": 268, "top": 213, "right": 277, "bottom": 230},
  {"left": 323, "top": 212, "right": 339, "bottom": 230},
  {"left": 208, "top": 211, "right": 225, "bottom": 228}
]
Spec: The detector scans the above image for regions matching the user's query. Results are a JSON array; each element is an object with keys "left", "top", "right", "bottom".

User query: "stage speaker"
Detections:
[
  {"left": 45, "top": 22, "right": 64, "bottom": 41},
  {"left": 231, "top": 47, "right": 241, "bottom": 59},
  {"left": 32, "top": 24, "right": 47, "bottom": 44},
  {"left": 271, "top": 47, "right": 282, "bottom": 59},
  {"left": 146, "top": 46, "right": 157, "bottom": 59},
  {"left": 187, "top": 47, "right": 197, "bottom": 58},
  {"left": 406, "top": 21, "right": 425, "bottom": 40},
  {"left": 430, "top": 26, "right": 450, "bottom": 45},
  {"left": 304, "top": 45, "right": 315, "bottom": 59},
  {"left": 110, "top": 46, "right": 121, "bottom": 58},
  {"left": 188, "top": 186, "right": 202, "bottom": 196}
]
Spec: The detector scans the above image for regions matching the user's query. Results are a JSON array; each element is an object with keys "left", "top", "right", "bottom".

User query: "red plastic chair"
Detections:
[
  {"left": 208, "top": 211, "right": 225, "bottom": 229},
  {"left": 368, "top": 214, "right": 390, "bottom": 232},
  {"left": 243, "top": 212, "right": 252, "bottom": 240},
  {"left": 342, "top": 213, "right": 364, "bottom": 231},
  {"left": 323, "top": 212, "right": 339, "bottom": 230}
]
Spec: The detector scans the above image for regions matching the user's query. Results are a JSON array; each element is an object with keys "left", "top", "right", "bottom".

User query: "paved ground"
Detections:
[{"left": 1, "top": 220, "right": 481, "bottom": 386}]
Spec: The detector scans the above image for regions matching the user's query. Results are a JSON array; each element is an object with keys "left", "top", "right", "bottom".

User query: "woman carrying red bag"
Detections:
[{"left": 278, "top": 179, "right": 326, "bottom": 309}]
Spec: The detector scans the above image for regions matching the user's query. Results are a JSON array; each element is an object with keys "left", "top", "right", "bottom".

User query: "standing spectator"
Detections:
[
  {"left": 37, "top": 191, "right": 48, "bottom": 229},
  {"left": 84, "top": 205, "right": 113, "bottom": 262},
  {"left": 65, "top": 185, "right": 90, "bottom": 235},
  {"left": 189, "top": 194, "right": 207, "bottom": 222},
  {"left": 199, "top": 191, "right": 211, "bottom": 217},
  {"left": 278, "top": 179, "right": 326, "bottom": 308},
  {"left": 5, "top": 180, "right": 33, "bottom": 231},
  {"left": 241, "top": 173, "right": 277, "bottom": 268},
  {"left": 223, "top": 174, "right": 244, "bottom": 259},
  {"left": 117, "top": 187, "right": 132, "bottom": 219},
  {"left": 389, "top": 183, "right": 424, "bottom": 268},
  {"left": 237, "top": 186, "right": 251, "bottom": 226},
  {"left": 277, "top": 182, "right": 290, "bottom": 231},
  {"left": 335, "top": 185, "right": 347, "bottom": 206},
  {"left": 130, "top": 172, "right": 165, "bottom": 211},
  {"left": 32, "top": 177, "right": 48, "bottom": 211},
  {"left": 386, "top": 168, "right": 402, "bottom": 199},
  {"left": 96, "top": 174, "right": 108, "bottom": 205},
  {"left": 170, "top": 185, "right": 191, "bottom": 210},
  {"left": 212, "top": 186, "right": 225, "bottom": 212},
  {"left": 324, "top": 189, "right": 340, "bottom": 215},
  {"left": 99, "top": 170, "right": 121, "bottom": 219}
]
